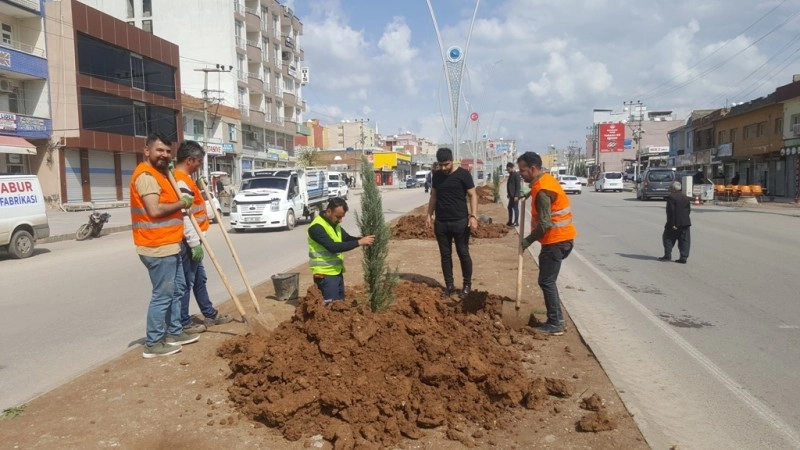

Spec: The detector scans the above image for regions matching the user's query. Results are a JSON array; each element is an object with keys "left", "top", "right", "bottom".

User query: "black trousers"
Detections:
[
  {"left": 662, "top": 226, "right": 691, "bottom": 260},
  {"left": 538, "top": 240, "right": 573, "bottom": 326},
  {"left": 434, "top": 218, "right": 472, "bottom": 288},
  {"left": 507, "top": 197, "right": 519, "bottom": 224}
]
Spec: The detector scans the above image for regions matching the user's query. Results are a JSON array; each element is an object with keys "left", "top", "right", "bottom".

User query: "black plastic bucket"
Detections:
[{"left": 271, "top": 273, "right": 299, "bottom": 300}]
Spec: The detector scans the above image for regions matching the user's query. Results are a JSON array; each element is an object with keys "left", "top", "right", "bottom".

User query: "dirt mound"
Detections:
[
  {"left": 476, "top": 185, "right": 495, "bottom": 204},
  {"left": 218, "top": 281, "right": 574, "bottom": 447},
  {"left": 391, "top": 214, "right": 510, "bottom": 240}
]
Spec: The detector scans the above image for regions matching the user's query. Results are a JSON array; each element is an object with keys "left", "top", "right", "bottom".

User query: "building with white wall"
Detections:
[
  {"left": 0, "top": 0, "right": 51, "bottom": 190},
  {"left": 78, "top": 0, "right": 307, "bottom": 176}
]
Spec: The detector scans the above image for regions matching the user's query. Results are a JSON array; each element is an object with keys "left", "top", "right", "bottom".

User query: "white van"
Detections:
[{"left": 0, "top": 175, "right": 50, "bottom": 258}]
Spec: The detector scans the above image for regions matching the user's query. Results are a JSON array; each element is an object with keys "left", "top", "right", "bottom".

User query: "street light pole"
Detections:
[{"left": 194, "top": 64, "right": 233, "bottom": 181}]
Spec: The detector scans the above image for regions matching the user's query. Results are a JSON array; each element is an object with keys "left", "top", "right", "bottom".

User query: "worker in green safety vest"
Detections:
[{"left": 307, "top": 197, "right": 375, "bottom": 303}]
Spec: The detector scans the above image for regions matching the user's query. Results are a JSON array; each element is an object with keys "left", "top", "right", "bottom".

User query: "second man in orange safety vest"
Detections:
[{"left": 517, "top": 151, "right": 577, "bottom": 336}]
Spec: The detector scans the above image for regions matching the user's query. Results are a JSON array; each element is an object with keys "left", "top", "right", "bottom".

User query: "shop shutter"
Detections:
[
  {"left": 64, "top": 149, "right": 84, "bottom": 203},
  {"left": 88, "top": 150, "right": 117, "bottom": 202},
  {"left": 120, "top": 153, "right": 137, "bottom": 201}
]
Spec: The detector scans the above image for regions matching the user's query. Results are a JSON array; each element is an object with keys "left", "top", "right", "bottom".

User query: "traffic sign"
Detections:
[{"left": 470, "top": 112, "right": 479, "bottom": 121}]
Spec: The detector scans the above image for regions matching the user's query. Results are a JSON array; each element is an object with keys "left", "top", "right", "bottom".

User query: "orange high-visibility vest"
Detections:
[
  {"left": 174, "top": 169, "right": 209, "bottom": 232},
  {"left": 129, "top": 163, "right": 184, "bottom": 247},
  {"left": 530, "top": 173, "right": 577, "bottom": 245}
]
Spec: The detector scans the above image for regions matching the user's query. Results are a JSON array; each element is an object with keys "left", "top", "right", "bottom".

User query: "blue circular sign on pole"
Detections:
[{"left": 447, "top": 46, "right": 463, "bottom": 62}]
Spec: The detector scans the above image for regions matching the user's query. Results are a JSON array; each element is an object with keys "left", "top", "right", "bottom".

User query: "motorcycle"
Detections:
[{"left": 75, "top": 211, "right": 111, "bottom": 241}]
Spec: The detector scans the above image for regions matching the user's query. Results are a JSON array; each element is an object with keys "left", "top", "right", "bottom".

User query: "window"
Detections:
[
  {"left": 2, "top": 24, "right": 12, "bottom": 45},
  {"left": 743, "top": 124, "right": 756, "bottom": 140},
  {"left": 228, "top": 123, "right": 237, "bottom": 142},
  {"left": 134, "top": 103, "right": 147, "bottom": 136},
  {"left": 126, "top": 0, "right": 134, "bottom": 18},
  {"left": 718, "top": 130, "right": 726, "bottom": 143},
  {"left": 238, "top": 87, "right": 246, "bottom": 108},
  {"left": 0, "top": 90, "right": 20, "bottom": 113},
  {"left": 130, "top": 55, "right": 144, "bottom": 90},
  {"left": 142, "top": 20, "right": 153, "bottom": 33},
  {"left": 192, "top": 119, "right": 204, "bottom": 137},
  {"left": 143, "top": 0, "right": 152, "bottom": 17},
  {"left": 264, "top": 97, "right": 272, "bottom": 121},
  {"left": 775, "top": 118, "right": 783, "bottom": 134},
  {"left": 756, "top": 122, "right": 766, "bottom": 137},
  {"left": 730, "top": 128, "right": 737, "bottom": 141}
]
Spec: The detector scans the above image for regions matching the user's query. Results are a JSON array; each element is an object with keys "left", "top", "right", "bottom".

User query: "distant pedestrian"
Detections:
[
  {"left": 174, "top": 140, "right": 233, "bottom": 332},
  {"left": 426, "top": 147, "right": 478, "bottom": 299},
  {"left": 658, "top": 181, "right": 691, "bottom": 264},
  {"left": 731, "top": 172, "right": 740, "bottom": 186},
  {"left": 517, "top": 152, "right": 576, "bottom": 336},
  {"left": 307, "top": 197, "right": 374, "bottom": 303},
  {"left": 130, "top": 133, "right": 199, "bottom": 358},
  {"left": 505, "top": 162, "right": 521, "bottom": 226}
]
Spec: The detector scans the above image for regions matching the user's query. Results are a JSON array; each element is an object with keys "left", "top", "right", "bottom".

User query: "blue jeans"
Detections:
[
  {"left": 180, "top": 242, "right": 217, "bottom": 325},
  {"left": 538, "top": 240, "right": 574, "bottom": 327},
  {"left": 313, "top": 273, "right": 345, "bottom": 303},
  {"left": 139, "top": 253, "right": 185, "bottom": 346}
]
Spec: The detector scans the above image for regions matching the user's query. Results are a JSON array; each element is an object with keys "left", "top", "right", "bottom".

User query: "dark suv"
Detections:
[{"left": 637, "top": 168, "right": 676, "bottom": 200}]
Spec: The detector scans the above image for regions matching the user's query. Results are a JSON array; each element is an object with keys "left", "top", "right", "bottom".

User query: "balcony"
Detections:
[
  {"left": 282, "top": 91, "right": 296, "bottom": 105},
  {"left": 0, "top": 39, "right": 44, "bottom": 57},
  {"left": 246, "top": 43, "right": 262, "bottom": 63},
  {"left": 245, "top": 9, "right": 260, "bottom": 31},
  {"left": 235, "top": 37, "right": 245, "bottom": 52},
  {"left": 0, "top": 45, "right": 47, "bottom": 79},
  {"left": 239, "top": 105, "right": 249, "bottom": 118},
  {"left": 5, "top": 0, "right": 41, "bottom": 14},
  {"left": 247, "top": 73, "right": 263, "bottom": 92},
  {"left": 247, "top": 105, "right": 265, "bottom": 124}
]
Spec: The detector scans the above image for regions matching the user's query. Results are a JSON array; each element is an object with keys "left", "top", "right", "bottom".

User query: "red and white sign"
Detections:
[
  {"left": 599, "top": 123, "right": 625, "bottom": 153},
  {"left": 470, "top": 112, "right": 479, "bottom": 121}
]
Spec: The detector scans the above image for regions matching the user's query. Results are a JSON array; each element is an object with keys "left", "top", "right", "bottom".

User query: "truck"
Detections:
[
  {"left": 1, "top": 175, "right": 50, "bottom": 258},
  {"left": 229, "top": 166, "right": 328, "bottom": 232}
]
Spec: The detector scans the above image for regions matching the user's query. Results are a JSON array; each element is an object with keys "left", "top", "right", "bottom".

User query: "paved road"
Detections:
[
  {"left": 0, "top": 186, "right": 430, "bottom": 411},
  {"left": 553, "top": 190, "right": 800, "bottom": 448}
]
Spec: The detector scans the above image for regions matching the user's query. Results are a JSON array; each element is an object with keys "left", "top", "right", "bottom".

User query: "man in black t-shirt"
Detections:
[{"left": 425, "top": 147, "right": 479, "bottom": 299}]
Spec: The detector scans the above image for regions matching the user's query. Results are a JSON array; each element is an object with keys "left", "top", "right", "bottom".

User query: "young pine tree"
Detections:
[
  {"left": 493, "top": 166, "right": 502, "bottom": 203},
  {"left": 355, "top": 155, "right": 397, "bottom": 312}
]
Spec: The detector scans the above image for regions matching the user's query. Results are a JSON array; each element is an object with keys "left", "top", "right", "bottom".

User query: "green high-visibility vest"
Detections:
[{"left": 307, "top": 215, "right": 344, "bottom": 275}]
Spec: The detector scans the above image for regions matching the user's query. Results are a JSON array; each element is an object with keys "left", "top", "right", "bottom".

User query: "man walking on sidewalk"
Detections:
[
  {"left": 659, "top": 181, "right": 691, "bottom": 264},
  {"left": 130, "top": 133, "right": 200, "bottom": 358},
  {"left": 506, "top": 162, "right": 521, "bottom": 226},
  {"left": 173, "top": 140, "right": 233, "bottom": 331},
  {"left": 517, "top": 152, "right": 577, "bottom": 336}
]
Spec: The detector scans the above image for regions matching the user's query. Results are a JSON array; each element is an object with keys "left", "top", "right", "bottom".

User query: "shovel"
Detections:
[
  {"left": 167, "top": 171, "right": 273, "bottom": 336},
  {"left": 501, "top": 197, "right": 537, "bottom": 329},
  {"left": 198, "top": 177, "right": 263, "bottom": 314}
]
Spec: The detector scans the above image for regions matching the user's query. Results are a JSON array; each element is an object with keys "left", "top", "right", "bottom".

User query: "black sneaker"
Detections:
[
  {"left": 442, "top": 285, "right": 456, "bottom": 297},
  {"left": 675, "top": 259, "right": 687, "bottom": 264},
  {"left": 657, "top": 256, "right": 671, "bottom": 261},
  {"left": 459, "top": 284, "right": 472, "bottom": 299},
  {"left": 534, "top": 323, "right": 565, "bottom": 336}
]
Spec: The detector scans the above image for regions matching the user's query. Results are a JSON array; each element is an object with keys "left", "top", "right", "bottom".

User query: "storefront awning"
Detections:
[{"left": 0, "top": 136, "right": 37, "bottom": 155}]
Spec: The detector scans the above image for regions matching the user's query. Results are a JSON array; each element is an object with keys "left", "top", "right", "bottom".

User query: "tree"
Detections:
[
  {"left": 492, "top": 166, "right": 502, "bottom": 203},
  {"left": 296, "top": 146, "right": 321, "bottom": 167},
  {"left": 355, "top": 155, "right": 397, "bottom": 312}
]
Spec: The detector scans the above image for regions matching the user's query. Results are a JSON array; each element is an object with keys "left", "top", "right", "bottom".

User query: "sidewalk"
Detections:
[{"left": 41, "top": 203, "right": 132, "bottom": 244}]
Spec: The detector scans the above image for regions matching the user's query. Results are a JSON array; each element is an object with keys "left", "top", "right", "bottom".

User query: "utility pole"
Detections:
[
  {"left": 355, "top": 118, "right": 370, "bottom": 155},
  {"left": 623, "top": 100, "right": 645, "bottom": 181},
  {"left": 194, "top": 64, "right": 233, "bottom": 181}
]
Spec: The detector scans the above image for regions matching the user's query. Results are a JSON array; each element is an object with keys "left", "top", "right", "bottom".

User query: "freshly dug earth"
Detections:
[{"left": 0, "top": 197, "right": 648, "bottom": 449}]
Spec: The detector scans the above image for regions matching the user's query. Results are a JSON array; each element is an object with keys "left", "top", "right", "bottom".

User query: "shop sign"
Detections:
[
  {"left": 717, "top": 143, "right": 733, "bottom": 158},
  {"left": 17, "top": 116, "right": 46, "bottom": 132},
  {"left": 206, "top": 143, "right": 224, "bottom": 156},
  {"left": 0, "top": 113, "right": 16, "bottom": 131}
]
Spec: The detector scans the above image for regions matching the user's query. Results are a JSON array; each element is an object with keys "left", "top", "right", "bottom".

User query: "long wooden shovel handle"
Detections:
[
  {"left": 198, "top": 177, "right": 262, "bottom": 313},
  {"left": 516, "top": 197, "right": 526, "bottom": 310},
  {"left": 167, "top": 171, "right": 248, "bottom": 319}
]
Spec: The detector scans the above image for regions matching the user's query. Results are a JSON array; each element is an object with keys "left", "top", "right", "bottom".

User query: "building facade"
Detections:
[
  {"left": 325, "top": 120, "right": 375, "bottom": 151},
  {"left": 45, "top": 0, "right": 181, "bottom": 204},
  {"left": 0, "top": 0, "right": 52, "bottom": 194},
  {"left": 181, "top": 93, "right": 241, "bottom": 185},
  {"left": 79, "top": 0, "right": 307, "bottom": 177}
]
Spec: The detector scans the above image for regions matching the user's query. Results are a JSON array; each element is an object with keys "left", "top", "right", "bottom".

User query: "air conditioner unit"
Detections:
[{"left": 793, "top": 123, "right": 800, "bottom": 137}]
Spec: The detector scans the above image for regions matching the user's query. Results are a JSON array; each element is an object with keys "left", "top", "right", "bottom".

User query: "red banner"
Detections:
[{"left": 599, "top": 123, "right": 625, "bottom": 153}]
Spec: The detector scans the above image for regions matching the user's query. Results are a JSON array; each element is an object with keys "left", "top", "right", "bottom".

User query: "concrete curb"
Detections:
[{"left": 40, "top": 225, "right": 133, "bottom": 244}]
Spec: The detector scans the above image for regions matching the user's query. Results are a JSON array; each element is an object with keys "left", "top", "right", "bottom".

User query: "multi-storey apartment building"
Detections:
[
  {"left": 326, "top": 120, "right": 375, "bottom": 151},
  {"left": 79, "top": 0, "right": 307, "bottom": 179},
  {"left": 0, "top": 0, "right": 51, "bottom": 185},
  {"left": 45, "top": 0, "right": 181, "bottom": 204}
]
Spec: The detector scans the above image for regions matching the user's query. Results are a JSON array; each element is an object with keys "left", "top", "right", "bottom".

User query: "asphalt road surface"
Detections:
[
  {"left": 0, "top": 186, "right": 429, "bottom": 411},
  {"left": 552, "top": 190, "right": 800, "bottom": 449}
]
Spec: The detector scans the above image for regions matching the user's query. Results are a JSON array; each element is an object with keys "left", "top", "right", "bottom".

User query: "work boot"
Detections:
[
  {"left": 459, "top": 284, "right": 472, "bottom": 299},
  {"left": 442, "top": 285, "right": 456, "bottom": 297},
  {"left": 658, "top": 256, "right": 671, "bottom": 261}
]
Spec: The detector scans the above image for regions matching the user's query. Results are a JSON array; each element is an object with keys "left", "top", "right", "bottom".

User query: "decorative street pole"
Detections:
[{"left": 425, "top": 0, "right": 481, "bottom": 165}]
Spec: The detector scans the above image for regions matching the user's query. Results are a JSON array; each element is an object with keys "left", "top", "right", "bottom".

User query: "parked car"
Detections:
[
  {"left": 637, "top": 168, "right": 676, "bottom": 200},
  {"left": 327, "top": 180, "right": 349, "bottom": 199},
  {"left": 557, "top": 175, "right": 582, "bottom": 194},
  {"left": 577, "top": 176, "right": 588, "bottom": 186},
  {"left": 405, "top": 178, "right": 418, "bottom": 189},
  {"left": 594, "top": 172, "right": 624, "bottom": 192}
]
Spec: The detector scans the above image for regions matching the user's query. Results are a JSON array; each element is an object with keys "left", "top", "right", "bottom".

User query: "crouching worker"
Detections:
[{"left": 307, "top": 197, "right": 374, "bottom": 303}]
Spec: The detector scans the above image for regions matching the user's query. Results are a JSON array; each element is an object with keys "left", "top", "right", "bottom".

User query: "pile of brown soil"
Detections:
[
  {"left": 476, "top": 184, "right": 496, "bottom": 204},
  {"left": 217, "top": 281, "right": 577, "bottom": 448},
  {"left": 391, "top": 214, "right": 510, "bottom": 240}
]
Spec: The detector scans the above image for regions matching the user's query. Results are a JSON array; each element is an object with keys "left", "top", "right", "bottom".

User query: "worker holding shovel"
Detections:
[
  {"left": 173, "top": 141, "right": 233, "bottom": 332},
  {"left": 517, "top": 152, "right": 577, "bottom": 336}
]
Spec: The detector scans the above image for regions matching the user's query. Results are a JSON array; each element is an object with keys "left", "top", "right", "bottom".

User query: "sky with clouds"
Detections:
[{"left": 286, "top": 0, "right": 800, "bottom": 153}]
